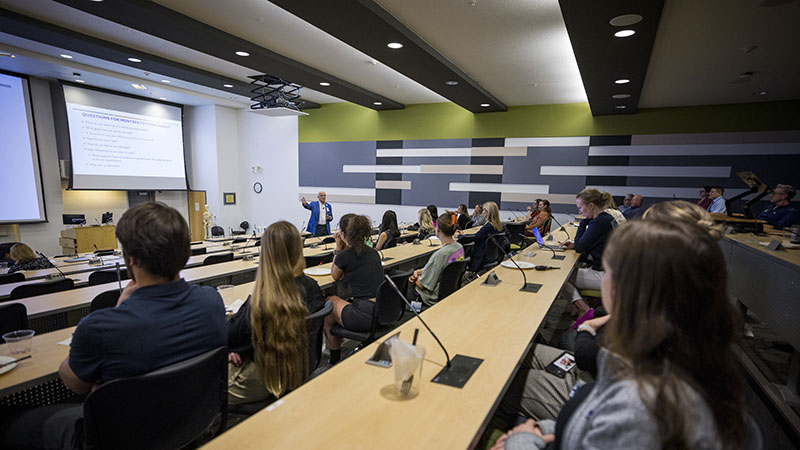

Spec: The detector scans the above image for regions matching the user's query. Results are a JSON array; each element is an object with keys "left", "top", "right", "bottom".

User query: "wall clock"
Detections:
[{"left": 253, "top": 182, "right": 263, "bottom": 194}]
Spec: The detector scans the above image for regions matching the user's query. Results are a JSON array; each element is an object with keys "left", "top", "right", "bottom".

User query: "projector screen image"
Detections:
[
  {"left": 64, "top": 85, "right": 187, "bottom": 190},
  {"left": 0, "top": 72, "right": 46, "bottom": 224}
]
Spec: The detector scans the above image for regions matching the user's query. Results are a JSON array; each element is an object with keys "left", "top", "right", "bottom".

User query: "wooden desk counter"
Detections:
[{"left": 724, "top": 231, "right": 800, "bottom": 267}]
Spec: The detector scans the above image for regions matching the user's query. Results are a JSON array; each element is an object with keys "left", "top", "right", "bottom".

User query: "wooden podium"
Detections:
[{"left": 59, "top": 225, "right": 117, "bottom": 254}]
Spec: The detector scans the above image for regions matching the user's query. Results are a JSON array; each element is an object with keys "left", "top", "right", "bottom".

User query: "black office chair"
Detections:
[
  {"left": 505, "top": 223, "right": 527, "bottom": 247},
  {"left": 437, "top": 259, "right": 470, "bottom": 301},
  {"left": 203, "top": 253, "right": 234, "bottom": 266},
  {"left": 232, "top": 221, "right": 249, "bottom": 236},
  {"left": 305, "top": 252, "right": 334, "bottom": 267},
  {"left": 330, "top": 273, "right": 408, "bottom": 349},
  {"left": 88, "top": 269, "right": 129, "bottom": 286},
  {"left": 0, "top": 272, "right": 24, "bottom": 285},
  {"left": 90, "top": 289, "right": 121, "bottom": 313},
  {"left": 231, "top": 237, "right": 247, "bottom": 244},
  {"left": 9, "top": 278, "right": 74, "bottom": 300},
  {"left": 83, "top": 346, "right": 228, "bottom": 450},
  {"left": 321, "top": 237, "right": 336, "bottom": 245},
  {"left": 461, "top": 242, "right": 475, "bottom": 259},
  {"left": 481, "top": 233, "right": 509, "bottom": 272},
  {"left": 542, "top": 217, "right": 552, "bottom": 234},
  {"left": 191, "top": 247, "right": 208, "bottom": 256},
  {"left": 211, "top": 226, "right": 225, "bottom": 237},
  {"left": 0, "top": 303, "right": 28, "bottom": 335},
  {"left": 306, "top": 301, "right": 333, "bottom": 371}
]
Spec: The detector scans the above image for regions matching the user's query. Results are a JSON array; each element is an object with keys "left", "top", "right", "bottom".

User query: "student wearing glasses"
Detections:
[{"left": 757, "top": 184, "right": 798, "bottom": 229}]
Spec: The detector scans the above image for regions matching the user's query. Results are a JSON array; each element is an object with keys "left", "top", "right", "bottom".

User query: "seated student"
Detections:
[
  {"left": 226, "top": 221, "right": 325, "bottom": 404},
  {"left": 525, "top": 200, "right": 551, "bottom": 236},
  {"left": 621, "top": 194, "right": 645, "bottom": 219},
  {"left": 0, "top": 202, "right": 226, "bottom": 450},
  {"left": 528, "top": 199, "right": 542, "bottom": 220},
  {"left": 416, "top": 208, "right": 436, "bottom": 241},
  {"left": 471, "top": 204, "right": 487, "bottom": 227},
  {"left": 758, "top": 184, "right": 798, "bottom": 229},
  {"left": 375, "top": 210, "right": 401, "bottom": 250},
  {"left": 493, "top": 220, "right": 747, "bottom": 450},
  {"left": 0, "top": 242, "right": 20, "bottom": 266},
  {"left": 601, "top": 195, "right": 626, "bottom": 227},
  {"left": 408, "top": 213, "right": 465, "bottom": 307},
  {"left": 466, "top": 201, "right": 503, "bottom": 272},
  {"left": 618, "top": 193, "right": 634, "bottom": 214},
  {"left": 426, "top": 204, "right": 439, "bottom": 229},
  {"left": 324, "top": 215, "right": 384, "bottom": 364},
  {"left": 5, "top": 243, "right": 55, "bottom": 273},
  {"left": 456, "top": 204, "right": 470, "bottom": 230},
  {"left": 560, "top": 189, "right": 616, "bottom": 317},
  {"left": 697, "top": 186, "right": 713, "bottom": 210},
  {"left": 707, "top": 185, "right": 727, "bottom": 214}
]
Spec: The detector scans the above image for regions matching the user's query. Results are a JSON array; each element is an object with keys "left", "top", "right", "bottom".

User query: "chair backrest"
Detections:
[
  {"left": 483, "top": 233, "right": 509, "bottom": 269},
  {"left": 9, "top": 277, "right": 75, "bottom": 300},
  {"left": 304, "top": 253, "right": 333, "bottom": 267},
  {"left": 88, "top": 269, "right": 129, "bottom": 286},
  {"left": 90, "top": 289, "right": 121, "bottom": 313},
  {"left": 0, "top": 272, "right": 24, "bottom": 285},
  {"left": 505, "top": 223, "right": 526, "bottom": 246},
  {"left": 83, "top": 346, "right": 228, "bottom": 450},
  {"left": 374, "top": 274, "right": 408, "bottom": 328},
  {"left": 542, "top": 217, "right": 552, "bottom": 234},
  {"left": 321, "top": 236, "right": 336, "bottom": 245},
  {"left": 461, "top": 242, "right": 475, "bottom": 259},
  {"left": 203, "top": 252, "right": 234, "bottom": 266},
  {"left": 437, "top": 259, "right": 469, "bottom": 301},
  {"left": 240, "top": 221, "right": 249, "bottom": 231},
  {"left": 231, "top": 237, "right": 247, "bottom": 244},
  {"left": 305, "top": 302, "right": 333, "bottom": 370},
  {"left": 211, "top": 226, "right": 225, "bottom": 237},
  {"left": 0, "top": 303, "right": 28, "bottom": 335},
  {"left": 191, "top": 247, "right": 208, "bottom": 256}
]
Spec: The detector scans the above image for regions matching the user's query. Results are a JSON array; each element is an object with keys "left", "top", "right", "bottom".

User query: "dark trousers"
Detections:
[
  {"left": 315, "top": 224, "right": 328, "bottom": 236},
  {"left": 0, "top": 403, "right": 84, "bottom": 450}
]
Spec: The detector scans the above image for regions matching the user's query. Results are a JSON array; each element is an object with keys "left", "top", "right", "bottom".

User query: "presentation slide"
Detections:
[
  {"left": 64, "top": 85, "right": 187, "bottom": 190},
  {"left": 0, "top": 72, "right": 46, "bottom": 224}
]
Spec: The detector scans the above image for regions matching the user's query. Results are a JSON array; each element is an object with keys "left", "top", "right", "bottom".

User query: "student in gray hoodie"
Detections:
[{"left": 493, "top": 220, "right": 750, "bottom": 450}]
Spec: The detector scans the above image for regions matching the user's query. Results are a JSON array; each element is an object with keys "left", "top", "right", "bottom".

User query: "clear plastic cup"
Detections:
[
  {"left": 3, "top": 330, "right": 35, "bottom": 355},
  {"left": 391, "top": 345, "right": 425, "bottom": 398},
  {"left": 0, "top": 262, "right": 8, "bottom": 275}
]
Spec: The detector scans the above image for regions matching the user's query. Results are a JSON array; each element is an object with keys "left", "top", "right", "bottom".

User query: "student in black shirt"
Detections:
[
  {"left": 226, "top": 221, "right": 325, "bottom": 404},
  {"left": 324, "top": 214, "right": 384, "bottom": 364},
  {"left": 375, "top": 210, "right": 400, "bottom": 250}
]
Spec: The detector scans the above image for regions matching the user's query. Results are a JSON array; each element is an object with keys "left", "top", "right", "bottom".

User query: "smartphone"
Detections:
[
  {"left": 365, "top": 332, "right": 400, "bottom": 368},
  {"left": 545, "top": 352, "right": 576, "bottom": 378}
]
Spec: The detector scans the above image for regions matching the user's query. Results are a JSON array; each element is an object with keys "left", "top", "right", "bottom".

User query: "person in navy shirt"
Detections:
[
  {"left": 758, "top": 184, "right": 798, "bottom": 229},
  {"left": 301, "top": 191, "right": 333, "bottom": 236},
  {"left": 1, "top": 202, "right": 226, "bottom": 450}
]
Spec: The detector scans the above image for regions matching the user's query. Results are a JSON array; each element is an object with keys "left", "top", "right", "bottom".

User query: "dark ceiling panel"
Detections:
[
  {"left": 559, "top": 0, "right": 665, "bottom": 116},
  {"left": 268, "top": 0, "right": 507, "bottom": 113},
  {"left": 0, "top": 8, "right": 320, "bottom": 109},
  {"left": 52, "top": 0, "right": 403, "bottom": 110}
]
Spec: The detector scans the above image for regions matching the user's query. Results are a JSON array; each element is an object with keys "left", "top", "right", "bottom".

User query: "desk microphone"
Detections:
[
  {"left": 115, "top": 262, "right": 123, "bottom": 292},
  {"left": 426, "top": 236, "right": 437, "bottom": 247},
  {"left": 383, "top": 274, "right": 482, "bottom": 388},
  {"left": 94, "top": 218, "right": 101, "bottom": 226},
  {"left": 489, "top": 235, "right": 541, "bottom": 293},
  {"left": 233, "top": 230, "right": 259, "bottom": 253},
  {"left": 519, "top": 233, "right": 563, "bottom": 261},
  {"left": 550, "top": 214, "right": 571, "bottom": 241},
  {"left": 93, "top": 244, "right": 104, "bottom": 266},
  {"left": 37, "top": 251, "right": 66, "bottom": 279}
]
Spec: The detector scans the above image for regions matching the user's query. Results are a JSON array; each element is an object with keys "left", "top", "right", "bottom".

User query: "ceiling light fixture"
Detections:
[
  {"left": 319, "top": 82, "right": 330, "bottom": 86},
  {"left": 615, "top": 78, "right": 630, "bottom": 84},
  {"left": 128, "top": 57, "right": 142, "bottom": 63},
  {"left": 445, "top": 80, "right": 459, "bottom": 86},
  {"left": 1, "top": 52, "right": 15, "bottom": 58},
  {"left": 740, "top": 45, "right": 758, "bottom": 53},
  {"left": 615, "top": 105, "right": 627, "bottom": 109},
  {"left": 612, "top": 94, "right": 631, "bottom": 99},
  {"left": 223, "top": 84, "right": 234, "bottom": 88},
  {"left": 609, "top": 14, "right": 643, "bottom": 26},
  {"left": 374, "top": 102, "right": 382, "bottom": 106},
  {"left": 387, "top": 42, "right": 403, "bottom": 49},
  {"left": 235, "top": 51, "right": 250, "bottom": 57},
  {"left": 159, "top": 97, "right": 167, "bottom": 100},
  {"left": 131, "top": 84, "right": 147, "bottom": 90},
  {"left": 161, "top": 79, "right": 170, "bottom": 83},
  {"left": 75, "top": 79, "right": 86, "bottom": 83},
  {"left": 614, "top": 29, "right": 636, "bottom": 38},
  {"left": 753, "top": 90, "right": 769, "bottom": 96},
  {"left": 480, "top": 103, "right": 490, "bottom": 107},
  {"left": 60, "top": 54, "right": 73, "bottom": 59}
]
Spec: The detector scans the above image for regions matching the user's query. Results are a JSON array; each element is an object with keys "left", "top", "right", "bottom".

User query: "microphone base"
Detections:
[
  {"left": 431, "top": 354, "right": 484, "bottom": 389},
  {"left": 482, "top": 271, "right": 501, "bottom": 286},
  {"left": 520, "top": 283, "right": 542, "bottom": 293},
  {"left": 551, "top": 255, "right": 566, "bottom": 260}
]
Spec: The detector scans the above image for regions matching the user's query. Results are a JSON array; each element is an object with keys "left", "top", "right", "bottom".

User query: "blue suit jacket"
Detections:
[{"left": 303, "top": 201, "right": 333, "bottom": 234}]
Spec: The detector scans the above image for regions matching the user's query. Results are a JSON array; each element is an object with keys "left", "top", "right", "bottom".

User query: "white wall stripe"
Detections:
[
  {"left": 587, "top": 186, "right": 749, "bottom": 199},
  {"left": 343, "top": 165, "right": 502, "bottom": 175},
  {"left": 375, "top": 180, "right": 412, "bottom": 190},
  {"left": 449, "top": 183, "right": 549, "bottom": 194},
  {"left": 501, "top": 193, "right": 577, "bottom": 205},
  {"left": 588, "top": 143, "right": 800, "bottom": 157},
  {"left": 505, "top": 137, "right": 590, "bottom": 147},
  {"left": 298, "top": 187, "right": 376, "bottom": 196},
  {"left": 376, "top": 147, "right": 528, "bottom": 157},
  {"left": 540, "top": 165, "right": 731, "bottom": 178}
]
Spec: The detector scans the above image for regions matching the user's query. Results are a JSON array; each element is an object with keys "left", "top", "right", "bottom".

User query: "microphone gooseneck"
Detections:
[
  {"left": 489, "top": 234, "right": 527, "bottom": 287},
  {"left": 383, "top": 274, "right": 452, "bottom": 368},
  {"left": 549, "top": 214, "right": 571, "bottom": 241},
  {"left": 38, "top": 251, "right": 66, "bottom": 278}
]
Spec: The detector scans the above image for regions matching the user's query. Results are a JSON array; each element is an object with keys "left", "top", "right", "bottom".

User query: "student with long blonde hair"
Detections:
[
  {"left": 417, "top": 208, "right": 435, "bottom": 241},
  {"left": 466, "top": 201, "right": 503, "bottom": 272},
  {"left": 227, "top": 221, "right": 325, "bottom": 403}
]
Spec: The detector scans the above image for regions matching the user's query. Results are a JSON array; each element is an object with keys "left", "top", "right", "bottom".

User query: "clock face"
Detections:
[{"left": 253, "top": 182, "right": 263, "bottom": 194}]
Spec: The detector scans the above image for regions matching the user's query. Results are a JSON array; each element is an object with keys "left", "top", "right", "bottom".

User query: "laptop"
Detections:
[{"left": 532, "top": 227, "right": 565, "bottom": 251}]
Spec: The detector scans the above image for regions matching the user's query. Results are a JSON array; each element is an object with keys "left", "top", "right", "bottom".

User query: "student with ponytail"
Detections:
[{"left": 226, "top": 221, "right": 326, "bottom": 403}]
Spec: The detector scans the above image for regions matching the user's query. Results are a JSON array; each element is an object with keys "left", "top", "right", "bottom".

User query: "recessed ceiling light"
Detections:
[
  {"left": 0, "top": 51, "right": 15, "bottom": 58},
  {"left": 480, "top": 103, "right": 490, "bottom": 107},
  {"left": 235, "top": 51, "right": 250, "bottom": 57},
  {"left": 161, "top": 79, "right": 170, "bottom": 83},
  {"left": 75, "top": 79, "right": 86, "bottom": 83},
  {"left": 159, "top": 97, "right": 167, "bottom": 100},
  {"left": 612, "top": 93, "right": 631, "bottom": 99},
  {"left": 368, "top": 59, "right": 379, "bottom": 65},
  {"left": 60, "top": 54, "right": 73, "bottom": 59},
  {"left": 131, "top": 84, "right": 147, "bottom": 90},
  {"left": 615, "top": 78, "right": 630, "bottom": 84},
  {"left": 445, "top": 80, "right": 459, "bottom": 86},
  {"left": 374, "top": 102, "right": 382, "bottom": 106},
  {"left": 609, "top": 14, "right": 643, "bottom": 27},
  {"left": 753, "top": 90, "right": 769, "bottom": 96},
  {"left": 615, "top": 105, "right": 627, "bottom": 109},
  {"left": 387, "top": 42, "right": 403, "bottom": 49},
  {"left": 90, "top": 0, "right": 104, "bottom": 2},
  {"left": 319, "top": 82, "right": 330, "bottom": 86},
  {"left": 740, "top": 45, "right": 758, "bottom": 53},
  {"left": 128, "top": 57, "right": 142, "bottom": 63},
  {"left": 614, "top": 29, "right": 636, "bottom": 38},
  {"left": 223, "top": 84, "right": 234, "bottom": 88}
]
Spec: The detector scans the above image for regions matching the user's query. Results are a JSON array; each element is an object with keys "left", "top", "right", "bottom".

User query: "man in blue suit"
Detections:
[{"left": 301, "top": 191, "right": 333, "bottom": 236}]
